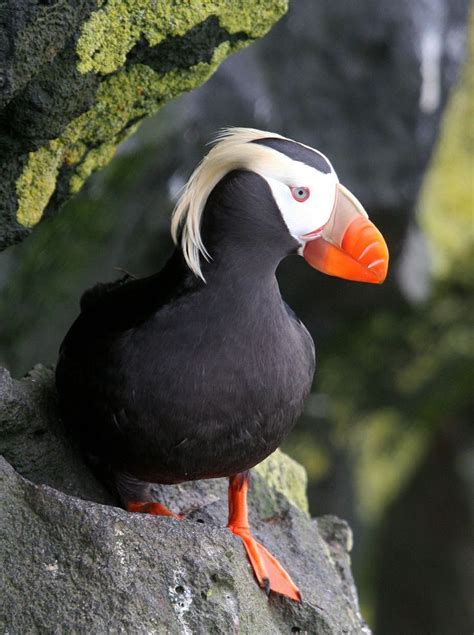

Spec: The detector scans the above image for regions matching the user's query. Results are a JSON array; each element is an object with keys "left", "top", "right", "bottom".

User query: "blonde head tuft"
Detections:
[{"left": 171, "top": 127, "right": 288, "bottom": 280}]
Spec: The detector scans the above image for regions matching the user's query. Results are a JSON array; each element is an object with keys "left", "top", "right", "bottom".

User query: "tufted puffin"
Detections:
[{"left": 56, "top": 128, "right": 388, "bottom": 602}]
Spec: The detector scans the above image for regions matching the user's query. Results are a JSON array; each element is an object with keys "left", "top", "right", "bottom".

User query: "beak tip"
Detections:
[
  {"left": 370, "top": 264, "right": 389, "bottom": 285},
  {"left": 303, "top": 187, "right": 389, "bottom": 285}
]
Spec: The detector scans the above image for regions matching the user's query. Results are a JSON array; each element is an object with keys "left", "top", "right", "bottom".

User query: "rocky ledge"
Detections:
[{"left": 0, "top": 365, "right": 369, "bottom": 633}]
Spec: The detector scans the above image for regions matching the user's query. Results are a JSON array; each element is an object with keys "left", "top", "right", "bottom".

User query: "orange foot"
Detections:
[
  {"left": 127, "top": 500, "right": 184, "bottom": 520},
  {"left": 227, "top": 473, "right": 301, "bottom": 602},
  {"left": 229, "top": 524, "right": 301, "bottom": 601}
]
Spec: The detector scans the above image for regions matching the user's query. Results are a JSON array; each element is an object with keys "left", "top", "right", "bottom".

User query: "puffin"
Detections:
[{"left": 56, "top": 128, "right": 388, "bottom": 602}]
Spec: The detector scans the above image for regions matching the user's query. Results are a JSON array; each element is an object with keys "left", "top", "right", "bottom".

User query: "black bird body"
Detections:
[
  {"left": 55, "top": 130, "right": 388, "bottom": 601},
  {"left": 56, "top": 171, "right": 314, "bottom": 486}
]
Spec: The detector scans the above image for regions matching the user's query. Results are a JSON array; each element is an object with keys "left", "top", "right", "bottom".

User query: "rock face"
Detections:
[
  {"left": 0, "top": 365, "right": 369, "bottom": 633},
  {"left": 0, "top": 0, "right": 287, "bottom": 250}
]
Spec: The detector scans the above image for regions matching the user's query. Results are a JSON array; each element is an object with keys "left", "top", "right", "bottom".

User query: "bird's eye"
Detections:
[{"left": 290, "top": 186, "right": 310, "bottom": 202}]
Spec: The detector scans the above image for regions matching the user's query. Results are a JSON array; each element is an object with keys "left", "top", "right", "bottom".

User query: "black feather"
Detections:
[{"left": 56, "top": 171, "right": 315, "bottom": 486}]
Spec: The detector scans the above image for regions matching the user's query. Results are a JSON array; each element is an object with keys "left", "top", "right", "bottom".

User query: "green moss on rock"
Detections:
[
  {"left": 16, "top": 143, "right": 63, "bottom": 228},
  {"left": 253, "top": 449, "right": 309, "bottom": 516},
  {"left": 15, "top": 42, "right": 239, "bottom": 229},
  {"left": 76, "top": 0, "right": 287, "bottom": 75},
  {"left": 10, "top": 0, "right": 287, "bottom": 236}
]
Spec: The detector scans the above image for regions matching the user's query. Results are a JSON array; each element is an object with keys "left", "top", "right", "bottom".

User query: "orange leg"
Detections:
[
  {"left": 127, "top": 501, "right": 183, "bottom": 520},
  {"left": 227, "top": 472, "right": 301, "bottom": 602}
]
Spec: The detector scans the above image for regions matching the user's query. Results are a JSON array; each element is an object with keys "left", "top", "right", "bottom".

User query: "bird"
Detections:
[{"left": 55, "top": 128, "right": 388, "bottom": 602}]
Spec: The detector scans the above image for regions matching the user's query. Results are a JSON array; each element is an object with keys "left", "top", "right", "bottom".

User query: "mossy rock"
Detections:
[{"left": 0, "top": 0, "right": 287, "bottom": 250}]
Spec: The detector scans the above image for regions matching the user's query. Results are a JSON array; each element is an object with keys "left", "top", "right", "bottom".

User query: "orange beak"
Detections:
[{"left": 303, "top": 183, "right": 389, "bottom": 284}]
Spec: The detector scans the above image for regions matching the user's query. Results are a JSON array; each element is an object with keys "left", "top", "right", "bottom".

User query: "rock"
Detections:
[
  {"left": 0, "top": 365, "right": 369, "bottom": 633},
  {"left": 0, "top": 364, "right": 111, "bottom": 504},
  {"left": 0, "top": 0, "right": 287, "bottom": 250}
]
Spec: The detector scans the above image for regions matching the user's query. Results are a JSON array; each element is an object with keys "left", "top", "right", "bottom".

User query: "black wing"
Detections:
[{"left": 58, "top": 249, "right": 195, "bottom": 355}]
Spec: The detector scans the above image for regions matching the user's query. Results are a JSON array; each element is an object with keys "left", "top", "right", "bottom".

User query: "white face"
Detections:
[{"left": 259, "top": 163, "right": 339, "bottom": 245}]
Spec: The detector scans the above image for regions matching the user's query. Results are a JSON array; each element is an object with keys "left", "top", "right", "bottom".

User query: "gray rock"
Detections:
[{"left": 1, "top": 365, "right": 369, "bottom": 633}]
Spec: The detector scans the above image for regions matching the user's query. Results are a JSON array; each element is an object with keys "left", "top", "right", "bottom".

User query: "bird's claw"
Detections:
[{"left": 263, "top": 577, "right": 271, "bottom": 596}]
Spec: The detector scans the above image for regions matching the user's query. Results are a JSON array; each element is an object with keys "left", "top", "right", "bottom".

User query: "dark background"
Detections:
[{"left": 0, "top": 1, "right": 472, "bottom": 632}]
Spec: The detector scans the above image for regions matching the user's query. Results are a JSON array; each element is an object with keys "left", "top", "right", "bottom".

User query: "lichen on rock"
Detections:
[
  {"left": 1, "top": 0, "right": 288, "bottom": 249},
  {"left": 76, "top": 0, "right": 287, "bottom": 75},
  {"left": 15, "top": 42, "right": 242, "bottom": 229},
  {"left": 15, "top": 143, "right": 64, "bottom": 229},
  {"left": 254, "top": 448, "right": 309, "bottom": 516}
]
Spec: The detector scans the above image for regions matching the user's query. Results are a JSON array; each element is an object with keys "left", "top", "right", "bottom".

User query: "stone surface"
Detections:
[
  {"left": 0, "top": 0, "right": 287, "bottom": 250},
  {"left": 0, "top": 365, "right": 369, "bottom": 633}
]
